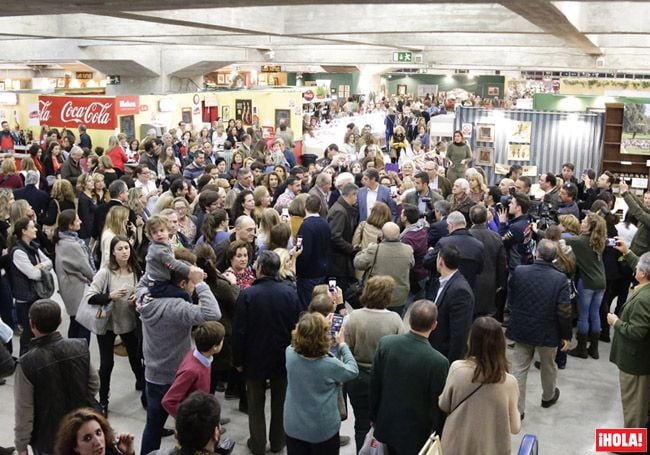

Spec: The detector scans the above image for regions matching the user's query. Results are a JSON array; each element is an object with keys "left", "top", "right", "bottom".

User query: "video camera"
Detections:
[{"left": 529, "top": 200, "right": 557, "bottom": 231}]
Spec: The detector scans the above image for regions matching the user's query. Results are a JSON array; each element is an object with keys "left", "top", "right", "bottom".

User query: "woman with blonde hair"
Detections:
[
  {"left": 0, "top": 157, "right": 23, "bottom": 189},
  {"left": 257, "top": 207, "right": 281, "bottom": 253},
  {"left": 389, "top": 125, "right": 409, "bottom": 163},
  {"left": 92, "top": 173, "right": 110, "bottom": 204},
  {"left": 100, "top": 206, "right": 130, "bottom": 267},
  {"left": 283, "top": 312, "right": 358, "bottom": 453},
  {"left": 558, "top": 214, "right": 580, "bottom": 237},
  {"left": 566, "top": 212, "right": 607, "bottom": 359},
  {"left": 439, "top": 317, "right": 520, "bottom": 455},
  {"left": 43, "top": 179, "right": 77, "bottom": 238},
  {"left": 253, "top": 185, "right": 272, "bottom": 220},
  {"left": 173, "top": 196, "right": 197, "bottom": 244},
  {"left": 466, "top": 168, "right": 488, "bottom": 203},
  {"left": 98, "top": 155, "right": 118, "bottom": 186}
]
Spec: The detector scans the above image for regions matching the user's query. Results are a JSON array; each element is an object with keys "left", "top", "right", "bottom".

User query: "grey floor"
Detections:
[{"left": 0, "top": 295, "right": 626, "bottom": 455}]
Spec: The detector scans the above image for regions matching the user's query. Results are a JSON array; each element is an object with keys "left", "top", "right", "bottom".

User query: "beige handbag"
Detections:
[{"left": 418, "top": 432, "right": 442, "bottom": 455}]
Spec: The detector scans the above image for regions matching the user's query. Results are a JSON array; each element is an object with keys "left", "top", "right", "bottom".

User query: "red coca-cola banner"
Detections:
[{"left": 39, "top": 96, "right": 117, "bottom": 130}]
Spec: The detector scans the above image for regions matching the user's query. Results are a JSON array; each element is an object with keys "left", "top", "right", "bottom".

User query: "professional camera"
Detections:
[{"left": 530, "top": 200, "right": 557, "bottom": 231}]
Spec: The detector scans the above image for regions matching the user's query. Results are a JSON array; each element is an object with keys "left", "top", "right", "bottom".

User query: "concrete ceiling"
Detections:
[{"left": 0, "top": 0, "right": 649, "bottom": 77}]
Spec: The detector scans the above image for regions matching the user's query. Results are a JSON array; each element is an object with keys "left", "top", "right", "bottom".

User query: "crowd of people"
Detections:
[{"left": 0, "top": 105, "right": 648, "bottom": 455}]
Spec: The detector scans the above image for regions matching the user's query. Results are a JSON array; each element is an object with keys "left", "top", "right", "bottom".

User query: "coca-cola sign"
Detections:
[{"left": 39, "top": 96, "right": 117, "bottom": 130}]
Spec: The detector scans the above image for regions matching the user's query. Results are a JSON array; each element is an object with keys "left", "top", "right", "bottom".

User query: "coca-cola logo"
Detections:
[
  {"left": 61, "top": 100, "right": 113, "bottom": 125},
  {"left": 39, "top": 100, "right": 52, "bottom": 122}
]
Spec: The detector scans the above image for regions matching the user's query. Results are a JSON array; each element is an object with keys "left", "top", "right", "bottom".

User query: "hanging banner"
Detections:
[{"left": 38, "top": 96, "right": 117, "bottom": 130}]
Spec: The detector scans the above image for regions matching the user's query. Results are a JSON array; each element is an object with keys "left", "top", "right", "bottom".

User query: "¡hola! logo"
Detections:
[{"left": 596, "top": 428, "right": 647, "bottom": 452}]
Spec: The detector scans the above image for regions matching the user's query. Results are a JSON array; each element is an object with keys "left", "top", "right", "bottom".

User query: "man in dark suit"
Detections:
[
  {"left": 424, "top": 211, "right": 484, "bottom": 295},
  {"left": 91, "top": 180, "right": 137, "bottom": 240},
  {"left": 308, "top": 172, "right": 331, "bottom": 218},
  {"left": 296, "top": 195, "right": 331, "bottom": 309},
  {"left": 427, "top": 200, "right": 451, "bottom": 247},
  {"left": 13, "top": 170, "right": 49, "bottom": 222},
  {"left": 469, "top": 205, "right": 506, "bottom": 317},
  {"left": 327, "top": 183, "right": 360, "bottom": 294},
  {"left": 428, "top": 244, "right": 474, "bottom": 363},
  {"left": 233, "top": 251, "right": 301, "bottom": 455},
  {"left": 370, "top": 299, "right": 449, "bottom": 455},
  {"left": 358, "top": 169, "right": 397, "bottom": 222}
]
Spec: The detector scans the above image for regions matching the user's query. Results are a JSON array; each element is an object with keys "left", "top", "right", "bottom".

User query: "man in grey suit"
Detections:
[{"left": 308, "top": 172, "right": 331, "bottom": 218}]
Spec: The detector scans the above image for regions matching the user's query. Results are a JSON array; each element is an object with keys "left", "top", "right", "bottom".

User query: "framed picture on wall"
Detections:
[
  {"left": 397, "top": 84, "right": 407, "bottom": 96},
  {"left": 507, "top": 143, "right": 531, "bottom": 161},
  {"left": 217, "top": 74, "right": 225, "bottom": 85},
  {"left": 476, "top": 123, "right": 495, "bottom": 142},
  {"left": 119, "top": 115, "right": 135, "bottom": 141},
  {"left": 235, "top": 99, "right": 253, "bottom": 124},
  {"left": 181, "top": 108, "right": 192, "bottom": 125},
  {"left": 488, "top": 86, "right": 500, "bottom": 96},
  {"left": 222, "top": 105, "right": 231, "bottom": 121},
  {"left": 275, "top": 109, "right": 291, "bottom": 130},
  {"left": 476, "top": 147, "right": 494, "bottom": 166}
]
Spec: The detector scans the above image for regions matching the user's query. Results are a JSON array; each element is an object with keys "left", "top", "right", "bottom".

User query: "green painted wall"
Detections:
[
  {"left": 534, "top": 93, "right": 650, "bottom": 111},
  {"left": 385, "top": 74, "right": 504, "bottom": 98},
  {"left": 289, "top": 73, "right": 360, "bottom": 95}
]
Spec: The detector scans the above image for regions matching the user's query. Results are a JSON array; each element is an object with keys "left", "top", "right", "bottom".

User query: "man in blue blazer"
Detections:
[{"left": 358, "top": 169, "right": 398, "bottom": 221}]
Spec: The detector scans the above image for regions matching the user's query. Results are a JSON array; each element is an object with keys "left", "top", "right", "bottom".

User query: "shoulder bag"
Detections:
[
  {"left": 32, "top": 252, "right": 55, "bottom": 299},
  {"left": 76, "top": 270, "right": 113, "bottom": 335},
  {"left": 345, "top": 243, "right": 381, "bottom": 308},
  {"left": 42, "top": 199, "right": 61, "bottom": 241}
]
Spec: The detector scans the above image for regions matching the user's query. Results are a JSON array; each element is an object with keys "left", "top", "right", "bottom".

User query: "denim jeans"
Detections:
[
  {"left": 140, "top": 381, "right": 171, "bottom": 455},
  {"left": 296, "top": 276, "right": 324, "bottom": 311},
  {"left": 576, "top": 280, "right": 604, "bottom": 334}
]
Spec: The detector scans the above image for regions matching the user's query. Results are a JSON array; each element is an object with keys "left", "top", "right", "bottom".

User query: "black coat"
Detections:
[
  {"left": 427, "top": 216, "right": 448, "bottom": 247},
  {"left": 327, "top": 197, "right": 359, "bottom": 278},
  {"left": 505, "top": 260, "right": 572, "bottom": 347},
  {"left": 296, "top": 215, "right": 331, "bottom": 280},
  {"left": 76, "top": 191, "right": 97, "bottom": 240},
  {"left": 92, "top": 200, "right": 137, "bottom": 240},
  {"left": 232, "top": 277, "right": 301, "bottom": 380},
  {"left": 424, "top": 228, "right": 484, "bottom": 295},
  {"left": 469, "top": 224, "right": 507, "bottom": 316},
  {"left": 13, "top": 185, "right": 50, "bottom": 222},
  {"left": 428, "top": 271, "right": 474, "bottom": 363}
]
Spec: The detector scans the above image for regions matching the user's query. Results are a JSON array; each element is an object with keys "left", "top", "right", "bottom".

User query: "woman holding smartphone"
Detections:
[{"left": 86, "top": 235, "right": 145, "bottom": 415}]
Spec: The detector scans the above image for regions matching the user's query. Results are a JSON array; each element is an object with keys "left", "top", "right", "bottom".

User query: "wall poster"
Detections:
[{"left": 235, "top": 99, "right": 253, "bottom": 125}]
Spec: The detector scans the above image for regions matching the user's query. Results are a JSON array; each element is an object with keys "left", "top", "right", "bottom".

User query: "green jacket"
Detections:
[
  {"left": 609, "top": 251, "right": 650, "bottom": 375},
  {"left": 564, "top": 235, "right": 606, "bottom": 289},
  {"left": 623, "top": 191, "right": 650, "bottom": 256}
]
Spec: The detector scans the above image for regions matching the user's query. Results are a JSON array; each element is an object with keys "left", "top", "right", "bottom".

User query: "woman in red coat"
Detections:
[{"left": 106, "top": 135, "right": 128, "bottom": 175}]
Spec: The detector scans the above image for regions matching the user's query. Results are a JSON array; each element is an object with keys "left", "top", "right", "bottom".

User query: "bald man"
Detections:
[
  {"left": 354, "top": 222, "right": 414, "bottom": 314},
  {"left": 214, "top": 215, "right": 257, "bottom": 271}
]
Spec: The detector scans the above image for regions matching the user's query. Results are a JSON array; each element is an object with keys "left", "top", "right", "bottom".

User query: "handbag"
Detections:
[
  {"left": 76, "top": 270, "right": 112, "bottom": 335},
  {"left": 345, "top": 244, "right": 381, "bottom": 308},
  {"left": 418, "top": 432, "right": 442, "bottom": 455},
  {"left": 33, "top": 269, "right": 55, "bottom": 299},
  {"left": 42, "top": 199, "right": 61, "bottom": 241},
  {"left": 359, "top": 427, "right": 386, "bottom": 455}
]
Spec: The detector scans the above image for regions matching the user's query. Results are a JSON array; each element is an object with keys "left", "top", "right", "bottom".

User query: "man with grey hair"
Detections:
[
  {"left": 354, "top": 222, "right": 414, "bottom": 314},
  {"left": 308, "top": 172, "right": 331, "bottom": 217},
  {"left": 233, "top": 250, "right": 301, "bottom": 455},
  {"left": 59, "top": 145, "right": 83, "bottom": 186},
  {"left": 448, "top": 178, "right": 473, "bottom": 224},
  {"left": 428, "top": 200, "right": 451, "bottom": 247},
  {"left": 506, "top": 238, "right": 572, "bottom": 419},
  {"left": 424, "top": 210, "right": 484, "bottom": 296},
  {"left": 328, "top": 183, "right": 360, "bottom": 294},
  {"left": 13, "top": 170, "right": 49, "bottom": 220}
]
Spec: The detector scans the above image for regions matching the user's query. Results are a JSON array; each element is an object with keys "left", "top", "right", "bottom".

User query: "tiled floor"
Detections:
[{"left": 0, "top": 296, "right": 629, "bottom": 455}]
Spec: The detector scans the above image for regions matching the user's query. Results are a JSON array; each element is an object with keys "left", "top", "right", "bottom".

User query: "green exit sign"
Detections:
[
  {"left": 107, "top": 75, "right": 121, "bottom": 85},
  {"left": 392, "top": 51, "right": 413, "bottom": 63}
]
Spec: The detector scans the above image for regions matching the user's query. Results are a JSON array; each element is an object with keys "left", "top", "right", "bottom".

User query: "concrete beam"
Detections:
[{"left": 499, "top": 0, "right": 602, "bottom": 56}]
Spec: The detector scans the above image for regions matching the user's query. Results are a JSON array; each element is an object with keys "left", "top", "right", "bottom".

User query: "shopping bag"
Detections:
[
  {"left": 418, "top": 432, "right": 443, "bottom": 455},
  {"left": 359, "top": 427, "right": 386, "bottom": 455}
]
